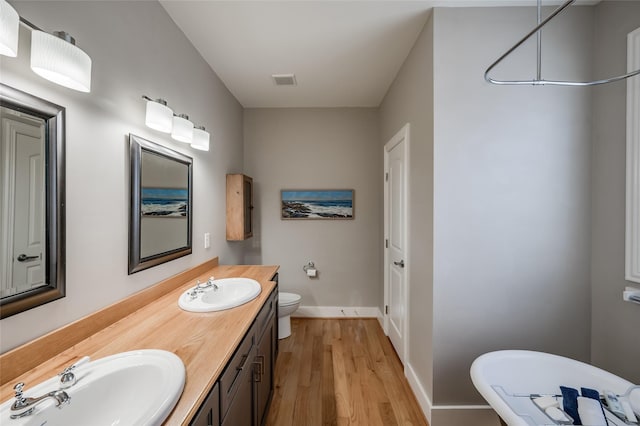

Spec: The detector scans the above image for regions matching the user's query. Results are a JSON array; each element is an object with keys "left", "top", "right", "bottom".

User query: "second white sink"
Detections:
[{"left": 178, "top": 277, "right": 262, "bottom": 312}]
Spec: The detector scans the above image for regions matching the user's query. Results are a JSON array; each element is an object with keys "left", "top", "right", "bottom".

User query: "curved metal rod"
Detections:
[{"left": 485, "top": 0, "right": 640, "bottom": 87}]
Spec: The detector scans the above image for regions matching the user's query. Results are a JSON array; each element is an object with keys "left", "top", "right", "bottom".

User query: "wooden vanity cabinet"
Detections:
[
  {"left": 190, "top": 284, "right": 278, "bottom": 426},
  {"left": 226, "top": 174, "right": 253, "bottom": 241}
]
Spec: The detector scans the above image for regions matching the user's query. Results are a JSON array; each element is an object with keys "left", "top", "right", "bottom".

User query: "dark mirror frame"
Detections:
[
  {"left": 128, "top": 134, "right": 192, "bottom": 274},
  {"left": 0, "top": 83, "right": 66, "bottom": 319}
]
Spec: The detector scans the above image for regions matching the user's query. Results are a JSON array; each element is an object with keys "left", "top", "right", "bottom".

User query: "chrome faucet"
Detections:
[
  {"left": 10, "top": 357, "right": 89, "bottom": 419},
  {"left": 187, "top": 277, "right": 218, "bottom": 299},
  {"left": 10, "top": 382, "right": 70, "bottom": 419}
]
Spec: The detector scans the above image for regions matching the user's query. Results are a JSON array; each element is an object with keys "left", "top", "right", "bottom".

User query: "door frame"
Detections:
[{"left": 383, "top": 123, "right": 410, "bottom": 364}]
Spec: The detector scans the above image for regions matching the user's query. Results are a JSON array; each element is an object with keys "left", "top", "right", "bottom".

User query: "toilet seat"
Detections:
[{"left": 279, "top": 292, "right": 301, "bottom": 307}]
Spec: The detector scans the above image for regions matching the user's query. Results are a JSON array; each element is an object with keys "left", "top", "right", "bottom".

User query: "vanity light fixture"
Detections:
[
  {"left": 30, "top": 30, "right": 92, "bottom": 92},
  {"left": 0, "top": 0, "right": 93, "bottom": 92},
  {"left": 142, "top": 96, "right": 173, "bottom": 133},
  {"left": 141, "top": 95, "right": 207, "bottom": 150},
  {"left": 171, "top": 113, "right": 193, "bottom": 143},
  {"left": 191, "top": 126, "right": 210, "bottom": 151},
  {"left": 0, "top": 0, "right": 19, "bottom": 57}
]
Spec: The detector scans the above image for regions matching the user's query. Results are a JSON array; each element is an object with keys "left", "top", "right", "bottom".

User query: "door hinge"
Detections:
[
  {"left": 385, "top": 305, "right": 389, "bottom": 315},
  {"left": 385, "top": 239, "right": 389, "bottom": 248},
  {"left": 385, "top": 172, "right": 389, "bottom": 182}
]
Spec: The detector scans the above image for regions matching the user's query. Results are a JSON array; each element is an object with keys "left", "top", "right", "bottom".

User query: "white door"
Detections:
[
  {"left": 384, "top": 124, "right": 409, "bottom": 363},
  {"left": 1, "top": 114, "right": 45, "bottom": 295}
]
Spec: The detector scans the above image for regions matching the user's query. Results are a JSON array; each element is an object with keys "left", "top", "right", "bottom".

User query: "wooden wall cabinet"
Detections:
[{"left": 226, "top": 174, "right": 253, "bottom": 241}]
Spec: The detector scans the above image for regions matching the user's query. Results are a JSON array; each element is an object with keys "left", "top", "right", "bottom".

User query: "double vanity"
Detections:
[{"left": 0, "top": 258, "right": 279, "bottom": 425}]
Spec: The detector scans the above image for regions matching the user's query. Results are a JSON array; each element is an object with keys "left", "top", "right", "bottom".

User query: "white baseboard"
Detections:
[
  {"left": 293, "top": 306, "right": 382, "bottom": 318},
  {"left": 405, "top": 362, "right": 433, "bottom": 423},
  {"left": 431, "top": 405, "right": 494, "bottom": 410}
]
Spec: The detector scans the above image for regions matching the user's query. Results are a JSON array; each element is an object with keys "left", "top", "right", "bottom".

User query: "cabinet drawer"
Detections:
[
  {"left": 255, "top": 290, "right": 276, "bottom": 340},
  {"left": 219, "top": 330, "right": 254, "bottom": 418}
]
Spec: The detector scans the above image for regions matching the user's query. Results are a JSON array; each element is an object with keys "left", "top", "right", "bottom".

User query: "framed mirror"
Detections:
[
  {"left": 129, "top": 134, "right": 192, "bottom": 274},
  {"left": 0, "top": 83, "right": 66, "bottom": 319}
]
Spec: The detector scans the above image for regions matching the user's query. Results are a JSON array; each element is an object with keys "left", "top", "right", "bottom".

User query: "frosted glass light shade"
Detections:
[
  {"left": 171, "top": 114, "right": 193, "bottom": 143},
  {"left": 0, "top": 0, "right": 19, "bottom": 57},
  {"left": 31, "top": 31, "right": 92, "bottom": 93},
  {"left": 145, "top": 99, "right": 173, "bottom": 133},
  {"left": 191, "top": 127, "right": 210, "bottom": 151}
]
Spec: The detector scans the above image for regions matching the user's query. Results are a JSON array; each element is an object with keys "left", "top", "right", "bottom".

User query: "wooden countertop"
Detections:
[{"left": 0, "top": 262, "right": 279, "bottom": 425}]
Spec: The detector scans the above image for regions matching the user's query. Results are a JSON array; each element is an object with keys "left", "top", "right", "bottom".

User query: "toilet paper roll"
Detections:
[{"left": 306, "top": 268, "right": 317, "bottom": 277}]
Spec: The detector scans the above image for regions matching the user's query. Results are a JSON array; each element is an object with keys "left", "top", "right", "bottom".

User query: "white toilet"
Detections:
[{"left": 277, "top": 292, "right": 301, "bottom": 339}]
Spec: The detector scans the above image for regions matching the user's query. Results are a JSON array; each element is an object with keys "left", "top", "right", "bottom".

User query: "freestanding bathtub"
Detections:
[{"left": 470, "top": 350, "right": 639, "bottom": 426}]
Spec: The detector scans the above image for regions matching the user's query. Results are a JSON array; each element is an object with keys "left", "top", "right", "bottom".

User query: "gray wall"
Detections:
[
  {"left": 432, "top": 5, "right": 594, "bottom": 406},
  {"left": 243, "top": 108, "right": 382, "bottom": 309},
  {"left": 379, "top": 13, "right": 435, "bottom": 403},
  {"left": 380, "top": 6, "right": 596, "bottom": 425},
  {"left": 590, "top": 0, "right": 640, "bottom": 383},
  {"left": 0, "top": 1, "right": 245, "bottom": 352}
]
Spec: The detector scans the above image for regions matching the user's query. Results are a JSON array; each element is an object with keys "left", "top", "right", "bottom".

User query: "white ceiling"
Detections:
[{"left": 159, "top": 0, "right": 599, "bottom": 108}]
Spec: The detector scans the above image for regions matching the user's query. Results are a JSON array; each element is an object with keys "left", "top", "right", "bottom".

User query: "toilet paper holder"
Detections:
[{"left": 303, "top": 261, "right": 317, "bottom": 277}]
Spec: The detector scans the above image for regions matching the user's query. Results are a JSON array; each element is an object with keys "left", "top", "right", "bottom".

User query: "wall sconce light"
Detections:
[
  {"left": 0, "top": 0, "right": 92, "bottom": 92},
  {"left": 191, "top": 126, "right": 210, "bottom": 151},
  {"left": 30, "top": 30, "right": 92, "bottom": 93},
  {"left": 171, "top": 113, "right": 193, "bottom": 143},
  {"left": 142, "top": 96, "right": 172, "bottom": 133},
  {"left": 0, "top": 0, "right": 19, "bottom": 57}
]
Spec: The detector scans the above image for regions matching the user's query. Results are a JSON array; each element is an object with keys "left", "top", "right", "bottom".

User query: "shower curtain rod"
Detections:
[{"left": 484, "top": 0, "right": 640, "bottom": 87}]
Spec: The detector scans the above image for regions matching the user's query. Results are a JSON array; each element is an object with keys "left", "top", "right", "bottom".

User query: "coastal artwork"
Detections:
[
  {"left": 141, "top": 187, "right": 188, "bottom": 217},
  {"left": 281, "top": 190, "right": 354, "bottom": 219}
]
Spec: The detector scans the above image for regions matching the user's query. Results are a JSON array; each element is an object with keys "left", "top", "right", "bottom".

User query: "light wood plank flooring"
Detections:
[{"left": 266, "top": 318, "right": 429, "bottom": 426}]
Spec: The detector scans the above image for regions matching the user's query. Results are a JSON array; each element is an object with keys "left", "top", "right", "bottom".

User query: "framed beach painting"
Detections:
[{"left": 281, "top": 190, "right": 354, "bottom": 220}]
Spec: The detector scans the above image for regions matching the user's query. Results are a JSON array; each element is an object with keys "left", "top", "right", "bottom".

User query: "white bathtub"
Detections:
[{"left": 470, "top": 350, "right": 639, "bottom": 426}]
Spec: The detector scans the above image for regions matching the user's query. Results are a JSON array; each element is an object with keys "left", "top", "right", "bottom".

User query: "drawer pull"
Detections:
[{"left": 236, "top": 355, "right": 249, "bottom": 372}]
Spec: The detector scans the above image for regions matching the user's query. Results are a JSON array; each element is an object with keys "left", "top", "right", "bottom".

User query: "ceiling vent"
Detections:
[{"left": 272, "top": 74, "right": 297, "bottom": 86}]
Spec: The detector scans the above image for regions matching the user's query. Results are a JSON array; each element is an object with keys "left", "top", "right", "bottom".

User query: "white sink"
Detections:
[
  {"left": 0, "top": 349, "right": 185, "bottom": 425},
  {"left": 178, "top": 277, "right": 262, "bottom": 312},
  {"left": 471, "top": 350, "right": 640, "bottom": 426}
]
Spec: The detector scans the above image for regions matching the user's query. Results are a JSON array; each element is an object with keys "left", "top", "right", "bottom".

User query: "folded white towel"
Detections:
[{"left": 577, "top": 396, "right": 607, "bottom": 426}]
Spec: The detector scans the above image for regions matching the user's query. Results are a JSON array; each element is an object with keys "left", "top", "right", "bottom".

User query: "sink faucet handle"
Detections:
[
  {"left": 58, "top": 356, "right": 90, "bottom": 389},
  {"left": 13, "top": 382, "right": 27, "bottom": 406},
  {"left": 208, "top": 276, "right": 219, "bottom": 290},
  {"left": 61, "top": 356, "right": 90, "bottom": 373}
]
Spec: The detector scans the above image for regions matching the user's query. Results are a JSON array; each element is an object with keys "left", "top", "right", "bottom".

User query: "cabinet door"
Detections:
[
  {"left": 255, "top": 316, "right": 274, "bottom": 426},
  {"left": 190, "top": 382, "right": 220, "bottom": 426}
]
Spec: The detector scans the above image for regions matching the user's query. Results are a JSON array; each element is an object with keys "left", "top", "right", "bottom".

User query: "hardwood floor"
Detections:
[{"left": 266, "top": 318, "right": 429, "bottom": 426}]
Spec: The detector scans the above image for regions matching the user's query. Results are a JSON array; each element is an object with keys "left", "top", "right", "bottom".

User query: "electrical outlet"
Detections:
[{"left": 204, "top": 232, "right": 210, "bottom": 249}]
